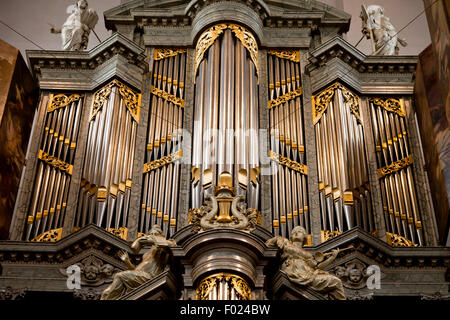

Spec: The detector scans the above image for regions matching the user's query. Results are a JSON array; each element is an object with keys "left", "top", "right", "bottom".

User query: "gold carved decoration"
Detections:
[
  {"left": 312, "top": 83, "right": 361, "bottom": 125},
  {"left": 196, "top": 273, "right": 251, "bottom": 300},
  {"left": 194, "top": 23, "right": 259, "bottom": 81},
  {"left": 386, "top": 232, "right": 418, "bottom": 247},
  {"left": 321, "top": 230, "right": 343, "bottom": 242},
  {"left": 269, "top": 150, "right": 308, "bottom": 175},
  {"left": 369, "top": 97, "right": 405, "bottom": 117},
  {"left": 91, "top": 79, "right": 141, "bottom": 122},
  {"left": 31, "top": 228, "right": 63, "bottom": 242},
  {"left": 377, "top": 154, "right": 413, "bottom": 179},
  {"left": 106, "top": 227, "right": 128, "bottom": 240},
  {"left": 38, "top": 150, "right": 73, "bottom": 175},
  {"left": 142, "top": 149, "right": 183, "bottom": 173},
  {"left": 267, "top": 49, "right": 300, "bottom": 62},
  {"left": 150, "top": 85, "right": 185, "bottom": 108},
  {"left": 268, "top": 87, "right": 303, "bottom": 109},
  {"left": 154, "top": 48, "right": 187, "bottom": 61},
  {"left": 48, "top": 94, "right": 83, "bottom": 112}
]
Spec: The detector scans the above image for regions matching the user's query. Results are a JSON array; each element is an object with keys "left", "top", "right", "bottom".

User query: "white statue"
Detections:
[
  {"left": 50, "top": 0, "right": 99, "bottom": 51},
  {"left": 360, "top": 5, "right": 407, "bottom": 56}
]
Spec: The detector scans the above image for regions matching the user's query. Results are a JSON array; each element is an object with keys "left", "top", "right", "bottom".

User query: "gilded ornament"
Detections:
[
  {"left": 269, "top": 150, "right": 308, "bottom": 175},
  {"left": 194, "top": 24, "right": 259, "bottom": 81},
  {"left": 385, "top": 232, "right": 418, "bottom": 247},
  {"left": 48, "top": 93, "right": 83, "bottom": 112},
  {"left": 31, "top": 228, "right": 63, "bottom": 242},
  {"left": 91, "top": 79, "right": 141, "bottom": 122},
  {"left": 267, "top": 49, "right": 300, "bottom": 62},
  {"left": 377, "top": 154, "right": 413, "bottom": 179},
  {"left": 38, "top": 149, "right": 73, "bottom": 175},
  {"left": 106, "top": 227, "right": 128, "bottom": 240},
  {"left": 369, "top": 97, "right": 405, "bottom": 117},
  {"left": 321, "top": 230, "right": 343, "bottom": 242},
  {"left": 154, "top": 48, "right": 187, "bottom": 61},
  {"left": 150, "top": 85, "right": 185, "bottom": 108},
  {"left": 142, "top": 149, "right": 183, "bottom": 173},
  {"left": 196, "top": 273, "right": 251, "bottom": 300},
  {"left": 268, "top": 87, "right": 303, "bottom": 109}
]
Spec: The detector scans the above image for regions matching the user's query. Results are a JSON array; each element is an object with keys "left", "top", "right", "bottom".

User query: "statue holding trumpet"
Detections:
[{"left": 266, "top": 226, "right": 352, "bottom": 300}]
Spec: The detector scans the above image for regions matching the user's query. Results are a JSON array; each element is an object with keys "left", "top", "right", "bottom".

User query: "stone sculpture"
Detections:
[
  {"left": 50, "top": 0, "right": 98, "bottom": 51},
  {"left": 266, "top": 226, "right": 346, "bottom": 300},
  {"left": 360, "top": 5, "right": 407, "bottom": 56},
  {"left": 100, "top": 225, "right": 176, "bottom": 300}
]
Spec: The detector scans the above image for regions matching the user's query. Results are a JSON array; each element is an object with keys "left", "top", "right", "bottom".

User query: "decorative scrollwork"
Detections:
[
  {"left": 38, "top": 150, "right": 73, "bottom": 175},
  {"left": 150, "top": 85, "right": 185, "bottom": 108},
  {"left": 312, "top": 83, "right": 360, "bottom": 124},
  {"left": 142, "top": 149, "right": 183, "bottom": 173},
  {"left": 48, "top": 94, "right": 83, "bottom": 112},
  {"left": 386, "top": 231, "right": 418, "bottom": 247},
  {"left": 268, "top": 87, "right": 303, "bottom": 109},
  {"left": 31, "top": 227, "right": 63, "bottom": 242},
  {"left": 377, "top": 154, "right": 413, "bottom": 179},
  {"left": 269, "top": 150, "right": 308, "bottom": 175},
  {"left": 106, "top": 227, "right": 128, "bottom": 240},
  {"left": 154, "top": 48, "right": 187, "bottom": 61},
  {"left": 194, "top": 24, "right": 259, "bottom": 81},
  {"left": 370, "top": 97, "right": 405, "bottom": 117},
  {"left": 267, "top": 49, "right": 300, "bottom": 62},
  {"left": 196, "top": 273, "right": 251, "bottom": 300},
  {"left": 321, "top": 230, "right": 343, "bottom": 242},
  {"left": 91, "top": 79, "right": 141, "bottom": 122}
]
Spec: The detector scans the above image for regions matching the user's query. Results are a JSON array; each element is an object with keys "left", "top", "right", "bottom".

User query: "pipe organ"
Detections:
[
  {"left": 75, "top": 80, "right": 141, "bottom": 236},
  {"left": 267, "top": 50, "right": 309, "bottom": 238},
  {"left": 140, "top": 49, "right": 186, "bottom": 237},
  {"left": 196, "top": 273, "right": 251, "bottom": 300},
  {"left": 190, "top": 24, "right": 260, "bottom": 212},
  {"left": 25, "top": 94, "right": 83, "bottom": 241},
  {"left": 312, "top": 83, "right": 374, "bottom": 236},
  {"left": 369, "top": 97, "right": 424, "bottom": 246}
]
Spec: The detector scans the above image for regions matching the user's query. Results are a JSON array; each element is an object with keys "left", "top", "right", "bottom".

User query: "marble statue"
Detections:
[
  {"left": 266, "top": 226, "right": 346, "bottom": 300},
  {"left": 50, "top": 0, "right": 98, "bottom": 51},
  {"left": 100, "top": 225, "right": 176, "bottom": 300},
  {"left": 360, "top": 5, "right": 407, "bottom": 56}
]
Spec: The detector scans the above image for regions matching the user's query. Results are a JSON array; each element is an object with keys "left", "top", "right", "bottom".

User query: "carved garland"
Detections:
[
  {"left": 142, "top": 149, "right": 183, "bottom": 173},
  {"left": 150, "top": 85, "right": 185, "bottom": 108},
  {"left": 194, "top": 23, "right": 259, "bottom": 81},
  {"left": 312, "top": 83, "right": 361, "bottom": 125},
  {"left": 377, "top": 154, "right": 413, "bottom": 179},
  {"left": 269, "top": 150, "right": 308, "bottom": 175},
  {"left": 48, "top": 94, "right": 83, "bottom": 112},
  {"left": 154, "top": 48, "right": 186, "bottom": 61},
  {"left": 268, "top": 87, "right": 303, "bottom": 109},
  {"left": 38, "top": 150, "right": 73, "bottom": 175},
  {"left": 31, "top": 228, "right": 63, "bottom": 242},
  {"left": 90, "top": 79, "right": 141, "bottom": 122},
  {"left": 369, "top": 97, "right": 405, "bottom": 117},
  {"left": 267, "top": 49, "right": 300, "bottom": 62},
  {"left": 386, "top": 232, "right": 418, "bottom": 247}
]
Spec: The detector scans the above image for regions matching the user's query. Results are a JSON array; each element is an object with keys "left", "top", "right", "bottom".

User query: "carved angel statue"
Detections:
[
  {"left": 100, "top": 225, "right": 176, "bottom": 300},
  {"left": 360, "top": 5, "right": 407, "bottom": 56},
  {"left": 50, "top": 0, "right": 98, "bottom": 51},
  {"left": 266, "top": 226, "right": 346, "bottom": 300}
]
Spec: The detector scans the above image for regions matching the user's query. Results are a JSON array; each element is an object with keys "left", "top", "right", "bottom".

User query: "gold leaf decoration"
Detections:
[
  {"left": 150, "top": 85, "right": 185, "bottom": 108},
  {"left": 386, "top": 232, "right": 418, "bottom": 247},
  {"left": 321, "top": 230, "right": 343, "bottom": 242},
  {"left": 377, "top": 155, "right": 413, "bottom": 179},
  {"left": 269, "top": 150, "right": 308, "bottom": 175},
  {"left": 268, "top": 87, "right": 303, "bottom": 109},
  {"left": 142, "top": 149, "right": 183, "bottom": 173},
  {"left": 91, "top": 79, "right": 141, "bottom": 122},
  {"left": 370, "top": 97, "right": 405, "bottom": 117},
  {"left": 154, "top": 48, "right": 187, "bottom": 61},
  {"left": 106, "top": 227, "right": 128, "bottom": 240},
  {"left": 196, "top": 273, "right": 251, "bottom": 300},
  {"left": 267, "top": 49, "right": 300, "bottom": 62},
  {"left": 31, "top": 228, "right": 63, "bottom": 242},
  {"left": 38, "top": 150, "right": 73, "bottom": 175},
  {"left": 48, "top": 94, "right": 83, "bottom": 112}
]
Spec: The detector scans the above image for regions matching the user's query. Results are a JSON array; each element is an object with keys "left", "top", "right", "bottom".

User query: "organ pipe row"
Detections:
[
  {"left": 369, "top": 97, "right": 424, "bottom": 245},
  {"left": 268, "top": 50, "right": 309, "bottom": 238},
  {"left": 139, "top": 48, "right": 186, "bottom": 237},
  {"left": 75, "top": 80, "right": 140, "bottom": 233},
  {"left": 25, "top": 94, "right": 83, "bottom": 240},
  {"left": 191, "top": 27, "right": 260, "bottom": 211},
  {"left": 312, "top": 83, "right": 374, "bottom": 235}
]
